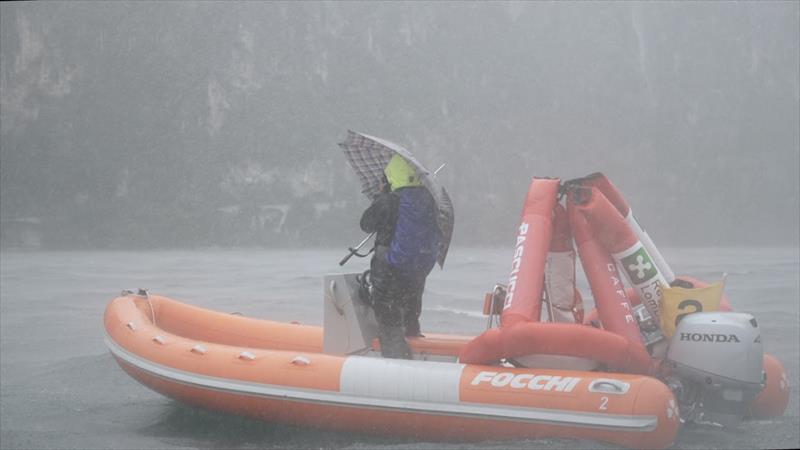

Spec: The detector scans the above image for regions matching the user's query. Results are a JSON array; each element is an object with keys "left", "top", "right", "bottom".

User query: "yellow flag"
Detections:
[{"left": 660, "top": 278, "right": 725, "bottom": 337}]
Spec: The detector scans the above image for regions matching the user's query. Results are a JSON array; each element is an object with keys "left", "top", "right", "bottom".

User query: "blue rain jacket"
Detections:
[{"left": 386, "top": 186, "right": 441, "bottom": 274}]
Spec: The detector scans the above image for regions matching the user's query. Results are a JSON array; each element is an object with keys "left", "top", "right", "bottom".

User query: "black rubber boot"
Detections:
[
  {"left": 379, "top": 326, "right": 412, "bottom": 359},
  {"left": 404, "top": 319, "right": 424, "bottom": 338}
]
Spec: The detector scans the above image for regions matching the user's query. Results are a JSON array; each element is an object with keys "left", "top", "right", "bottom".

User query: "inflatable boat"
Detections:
[
  {"left": 104, "top": 292, "right": 679, "bottom": 449},
  {"left": 104, "top": 172, "right": 789, "bottom": 449}
]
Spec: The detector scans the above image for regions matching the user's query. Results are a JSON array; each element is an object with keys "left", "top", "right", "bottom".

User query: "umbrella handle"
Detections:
[
  {"left": 339, "top": 232, "right": 375, "bottom": 266},
  {"left": 338, "top": 248, "right": 358, "bottom": 266}
]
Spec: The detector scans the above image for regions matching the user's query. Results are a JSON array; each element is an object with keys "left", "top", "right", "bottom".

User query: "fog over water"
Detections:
[{"left": 1, "top": 1, "right": 798, "bottom": 249}]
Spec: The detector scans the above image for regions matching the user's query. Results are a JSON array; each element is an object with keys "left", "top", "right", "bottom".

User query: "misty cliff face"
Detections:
[{"left": 1, "top": 2, "right": 798, "bottom": 249}]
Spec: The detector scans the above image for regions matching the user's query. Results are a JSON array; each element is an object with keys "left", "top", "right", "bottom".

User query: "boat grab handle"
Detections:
[
  {"left": 238, "top": 351, "right": 256, "bottom": 361},
  {"left": 291, "top": 356, "right": 311, "bottom": 366},
  {"left": 588, "top": 379, "right": 630, "bottom": 395},
  {"left": 190, "top": 344, "right": 207, "bottom": 355}
]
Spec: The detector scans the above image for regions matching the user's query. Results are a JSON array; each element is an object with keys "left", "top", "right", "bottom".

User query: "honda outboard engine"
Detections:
[{"left": 664, "top": 312, "right": 764, "bottom": 428}]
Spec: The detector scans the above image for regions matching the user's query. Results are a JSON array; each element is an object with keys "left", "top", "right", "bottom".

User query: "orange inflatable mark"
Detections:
[
  {"left": 567, "top": 191, "right": 644, "bottom": 347},
  {"left": 748, "top": 353, "right": 790, "bottom": 418},
  {"left": 500, "top": 178, "right": 561, "bottom": 327},
  {"left": 458, "top": 322, "right": 654, "bottom": 375}
]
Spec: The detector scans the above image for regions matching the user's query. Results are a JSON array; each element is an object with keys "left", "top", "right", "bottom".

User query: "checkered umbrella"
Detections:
[{"left": 338, "top": 130, "right": 454, "bottom": 268}]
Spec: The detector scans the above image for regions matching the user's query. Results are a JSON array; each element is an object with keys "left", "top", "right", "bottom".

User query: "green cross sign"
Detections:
[{"left": 622, "top": 247, "right": 658, "bottom": 283}]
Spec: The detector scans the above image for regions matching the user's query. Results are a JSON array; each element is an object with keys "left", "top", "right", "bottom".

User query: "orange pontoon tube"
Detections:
[
  {"left": 500, "top": 177, "right": 561, "bottom": 327},
  {"left": 105, "top": 293, "right": 679, "bottom": 449}
]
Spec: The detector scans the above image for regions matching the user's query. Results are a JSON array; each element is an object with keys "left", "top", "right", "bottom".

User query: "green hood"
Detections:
[{"left": 384, "top": 154, "right": 422, "bottom": 191}]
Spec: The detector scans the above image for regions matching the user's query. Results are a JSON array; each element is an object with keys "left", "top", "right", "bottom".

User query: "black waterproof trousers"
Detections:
[{"left": 370, "top": 246, "right": 427, "bottom": 337}]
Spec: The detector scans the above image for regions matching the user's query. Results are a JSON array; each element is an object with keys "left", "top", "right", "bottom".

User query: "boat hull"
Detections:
[{"left": 105, "top": 294, "right": 679, "bottom": 448}]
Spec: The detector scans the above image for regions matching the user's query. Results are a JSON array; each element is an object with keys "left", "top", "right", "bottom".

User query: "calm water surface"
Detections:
[{"left": 1, "top": 247, "right": 798, "bottom": 449}]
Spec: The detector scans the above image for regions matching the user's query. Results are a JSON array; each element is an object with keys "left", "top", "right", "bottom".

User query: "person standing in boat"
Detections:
[{"left": 360, "top": 154, "right": 441, "bottom": 359}]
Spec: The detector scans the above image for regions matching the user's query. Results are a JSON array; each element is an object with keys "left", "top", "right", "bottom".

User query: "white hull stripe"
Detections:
[
  {"left": 105, "top": 335, "right": 657, "bottom": 432},
  {"left": 340, "top": 355, "right": 464, "bottom": 403}
]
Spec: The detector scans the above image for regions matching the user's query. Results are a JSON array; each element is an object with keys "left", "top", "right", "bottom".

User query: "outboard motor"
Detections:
[{"left": 663, "top": 312, "right": 765, "bottom": 428}]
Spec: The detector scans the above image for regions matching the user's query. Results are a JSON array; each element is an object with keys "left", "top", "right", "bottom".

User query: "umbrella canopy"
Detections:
[{"left": 338, "top": 130, "right": 454, "bottom": 268}]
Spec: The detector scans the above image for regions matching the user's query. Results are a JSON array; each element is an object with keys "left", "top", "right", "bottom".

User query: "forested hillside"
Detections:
[{"left": 1, "top": 2, "right": 797, "bottom": 249}]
